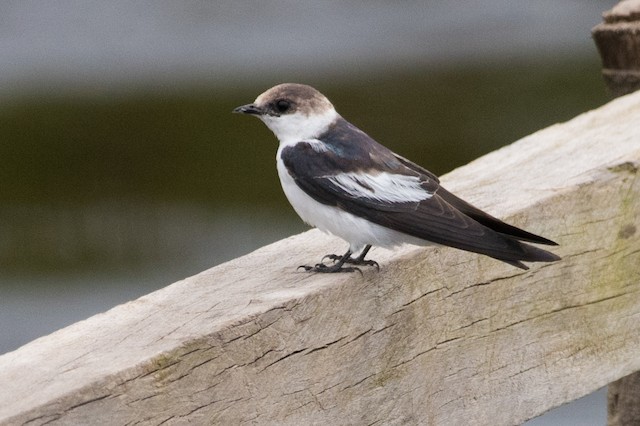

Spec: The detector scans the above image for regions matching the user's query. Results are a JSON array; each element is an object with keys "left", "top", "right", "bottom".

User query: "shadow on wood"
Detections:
[{"left": 0, "top": 92, "right": 639, "bottom": 425}]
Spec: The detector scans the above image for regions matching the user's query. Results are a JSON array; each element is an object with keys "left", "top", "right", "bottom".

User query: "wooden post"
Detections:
[
  {"left": 609, "top": 375, "right": 640, "bottom": 426},
  {"left": 594, "top": 2, "right": 640, "bottom": 425},
  {"left": 592, "top": 0, "right": 640, "bottom": 96},
  {"left": 0, "top": 91, "right": 639, "bottom": 425}
]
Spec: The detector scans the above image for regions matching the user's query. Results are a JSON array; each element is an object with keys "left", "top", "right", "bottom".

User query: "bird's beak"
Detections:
[{"left": 232, "top": 103, "right": 263, "bottom": 115}]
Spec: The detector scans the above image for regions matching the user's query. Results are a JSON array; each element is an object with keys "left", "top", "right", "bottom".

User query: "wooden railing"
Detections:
[{"left": 0, "top": 85, "right": 639, "bottom": 425}]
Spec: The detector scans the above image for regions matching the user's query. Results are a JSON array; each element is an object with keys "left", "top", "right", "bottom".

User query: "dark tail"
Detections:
[
  {"left": 437, "top": 187, "right": 558, "bottom": 246},
  {"left": 495, "top": 239, "right": 562, "bottom": 270},
  {"left": 433, "top": 188, "right": 561, "bottom": 269}
]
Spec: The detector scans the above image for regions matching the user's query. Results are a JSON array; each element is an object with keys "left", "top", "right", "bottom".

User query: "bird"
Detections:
[{"left": 233, "top": 83, "right": 560, "bottom": 273}]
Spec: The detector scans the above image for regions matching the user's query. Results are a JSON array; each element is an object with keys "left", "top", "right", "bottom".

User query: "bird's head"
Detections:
[{"left": 233, "top": 83, "right": 339, "bottom": 143}]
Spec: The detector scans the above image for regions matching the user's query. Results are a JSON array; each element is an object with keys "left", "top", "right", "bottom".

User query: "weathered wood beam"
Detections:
[{"left": 0, "top": 92, "right": 639, "bottom": 425}]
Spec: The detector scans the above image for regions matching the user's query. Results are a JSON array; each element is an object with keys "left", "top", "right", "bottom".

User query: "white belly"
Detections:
[{"left": 276, "top": 156, "right": 426, "bottom": 254}]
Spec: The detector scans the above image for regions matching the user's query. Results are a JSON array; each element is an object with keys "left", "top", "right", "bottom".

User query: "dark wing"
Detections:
[
  {"left": 393, "top": 154, "right": 558, "bottom": 246},
  {"left": 281, "top": 141, "right": 560, "bottom": 269}
]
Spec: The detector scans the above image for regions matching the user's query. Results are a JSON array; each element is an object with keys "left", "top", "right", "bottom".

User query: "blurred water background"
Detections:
[{"left": 0, "top": 1, "right": 616, "bottom": 423}]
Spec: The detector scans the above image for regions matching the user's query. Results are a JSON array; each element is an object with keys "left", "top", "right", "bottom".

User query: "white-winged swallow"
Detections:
[{"left": 233, "top": 83, "right": 560, "bottom": 273}]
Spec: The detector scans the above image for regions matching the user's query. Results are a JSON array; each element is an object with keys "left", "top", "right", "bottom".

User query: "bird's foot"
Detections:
[
  {"left": 299, "top": 247, "right": 378, "bottom": 273},
  {"left": 322, "top": 253, "right": 380, "bottom": 271},
  {"left": 298, "top": 262, "right": 361, "bottom": 273}
]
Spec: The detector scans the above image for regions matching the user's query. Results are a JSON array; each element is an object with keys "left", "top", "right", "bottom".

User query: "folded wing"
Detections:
[{"left": 281, "top": 140, "right": 560, "bottom": 269}]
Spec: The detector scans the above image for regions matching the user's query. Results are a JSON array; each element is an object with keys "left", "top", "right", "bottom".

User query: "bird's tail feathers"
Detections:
[
  {"left": 493, "top": 239, "right": 562, "bottom": 270},
  {"left": 436, "top": 187, "right": 558, "bottom": 246}
]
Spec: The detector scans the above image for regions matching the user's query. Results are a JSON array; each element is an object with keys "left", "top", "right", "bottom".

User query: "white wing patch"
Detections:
[
  {"left": 306, "top": 139, "right": 329, "bottom": 153},
  {"left": 328, "top": 172, "right": 432, "bottom": 203}
]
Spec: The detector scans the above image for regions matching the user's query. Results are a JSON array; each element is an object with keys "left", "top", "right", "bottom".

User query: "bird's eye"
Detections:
[{"left": 274, "top": 99, "right": 291, "bottom": 113}]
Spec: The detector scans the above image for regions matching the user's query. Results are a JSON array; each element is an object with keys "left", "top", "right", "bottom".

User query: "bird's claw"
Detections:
[
  {"left": 320, "top": 254, "right": 379, "bottom": 271},
  {"left": 364, "top": 260, "right": 380, "bottom": 270},
  {"left": 321, "top": 253, "right": 342, "bottom": 263},
  {"left": 298, "top": 263, "right": 362, "bottom": 274}
]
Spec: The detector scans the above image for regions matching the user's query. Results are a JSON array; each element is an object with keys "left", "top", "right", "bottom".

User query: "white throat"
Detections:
[{"left": 260, "top": 108, "right": 339, "bottom": 145}]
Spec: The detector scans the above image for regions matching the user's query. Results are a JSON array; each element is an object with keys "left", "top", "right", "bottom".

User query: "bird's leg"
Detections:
[
  {"left": 322, "top": 245, "right": 379, "bottom": 270},
  {"left": 350, "top": 245, "right": 379, "bottom": 269},
  {"left": 344, "top": 245, "right": 379, "bottom": 270},
  {"left": 299, "top": 249, "right": 362, "bottom": 273}
]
